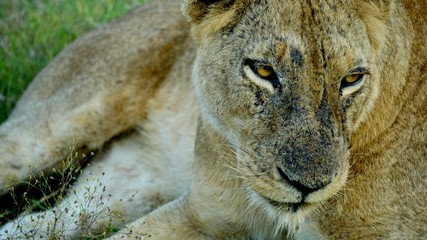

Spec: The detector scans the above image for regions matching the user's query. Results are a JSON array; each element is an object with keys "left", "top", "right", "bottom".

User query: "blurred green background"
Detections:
[{"left": 0, "top": 0, "right": 147, "bottom": 123}]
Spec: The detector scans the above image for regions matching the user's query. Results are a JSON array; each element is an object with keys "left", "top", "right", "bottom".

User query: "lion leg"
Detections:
[
  {"left": 107, "top": 198, "right": 215, "bottom": 240},
  {"left": 0, "top": 0, "right": 190, "bottom": 194},
  {"left": 0, "top": 90, "right": 133, "bottom": 194},
  {"left": 0, "top": 80, "right": 152, "bottom": 194},
  {"left": 108, "top": 189, "right": 251, "bottom": 240}
]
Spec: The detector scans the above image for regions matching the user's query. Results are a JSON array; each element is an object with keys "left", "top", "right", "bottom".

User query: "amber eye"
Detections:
[
  {"left": 256, "top": 66, "right": 274, "bottom": 79},
  {"left": 340, "top": 71, "right": 367, "bottom": 96},
  {"left": 342, "top": 74, "right": 364, "bottom": 86}
]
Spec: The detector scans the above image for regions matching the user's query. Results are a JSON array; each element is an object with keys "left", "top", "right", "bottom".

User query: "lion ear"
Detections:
[
  {"left": 181, "top": 0, "right": 237, "bottom": 24},
  {"left": 181, "top": 0, "right": 245, "bottom": 43}
]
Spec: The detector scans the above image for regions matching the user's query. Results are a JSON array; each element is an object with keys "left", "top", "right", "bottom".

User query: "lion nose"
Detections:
[{"left": 277, "top": 167, "right": 331, "bottom": 195}]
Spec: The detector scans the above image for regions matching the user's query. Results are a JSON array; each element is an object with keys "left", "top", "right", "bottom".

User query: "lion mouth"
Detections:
[{"left": 259, "top": 194, "right": 310, "bottom": 213}]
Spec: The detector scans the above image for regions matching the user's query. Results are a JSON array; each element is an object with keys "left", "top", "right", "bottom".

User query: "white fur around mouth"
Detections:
[{"left": 249, "top": 190, "right": 313, "bottom": 213}]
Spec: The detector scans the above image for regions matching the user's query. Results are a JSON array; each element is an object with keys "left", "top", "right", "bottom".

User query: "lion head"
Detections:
[{"left": 182, "top": 0, "right": 389, "bottom": 223}]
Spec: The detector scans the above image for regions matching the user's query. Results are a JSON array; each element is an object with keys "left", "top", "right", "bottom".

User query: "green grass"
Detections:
[{"left": 0, "top": 0, "right": 147, "bottom": 123}]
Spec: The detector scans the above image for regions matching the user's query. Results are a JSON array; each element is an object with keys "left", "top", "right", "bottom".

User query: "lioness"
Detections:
[{"left": 0, "top": 0, "right": 425, "bottom": 239}]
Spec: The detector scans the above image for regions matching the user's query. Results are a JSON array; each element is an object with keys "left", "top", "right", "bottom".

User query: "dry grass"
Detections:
[{"left": 0, "top": 144, "right": 127, "bottom": 239}]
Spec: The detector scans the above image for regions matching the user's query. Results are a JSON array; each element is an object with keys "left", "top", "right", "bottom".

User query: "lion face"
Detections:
[{"left": 185, "top": 0, "right": 382, "bottom": 219}]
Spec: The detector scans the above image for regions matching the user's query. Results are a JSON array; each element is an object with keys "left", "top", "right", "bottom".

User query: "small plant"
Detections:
[{"left": 0, "top": 141, "right": 126, "bottom": 239}]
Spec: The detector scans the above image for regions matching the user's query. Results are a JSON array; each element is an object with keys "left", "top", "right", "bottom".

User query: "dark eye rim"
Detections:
[{"left": 244, "top": 59, "right": 281, "bottom": 88}]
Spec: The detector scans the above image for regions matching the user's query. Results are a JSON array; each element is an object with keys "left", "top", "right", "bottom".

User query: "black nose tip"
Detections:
[{"left": 277, "top": 167, "right": 329, "bottom": 195}]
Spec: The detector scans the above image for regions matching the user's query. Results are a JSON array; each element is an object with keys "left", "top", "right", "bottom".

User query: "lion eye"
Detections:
[
  {"left": 342, "top": 74, "right": 363, "bottom": 86},
  {"left": 340, "top": 66, "right": 370, "bottom": 96},
  {"left": 244, "top": 60, "right": 280, "bottom": 92},
  {"left": 256, "top": 66, "right": 274, "bottom": 79}
]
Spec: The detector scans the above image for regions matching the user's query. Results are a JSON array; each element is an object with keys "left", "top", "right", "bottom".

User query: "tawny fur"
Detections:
[{"left": 0, "top": 0, "right": 426, "bottom": 239}]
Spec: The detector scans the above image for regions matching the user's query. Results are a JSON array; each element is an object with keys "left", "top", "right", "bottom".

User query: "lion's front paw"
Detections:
[
  {"left": 0, "top": 134, "right": 54, "bottom": 195},
  {"left": 0, "top": 137, "right": 27, "bottom": 193}
]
